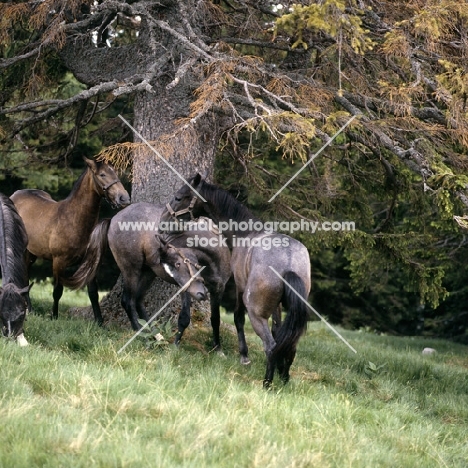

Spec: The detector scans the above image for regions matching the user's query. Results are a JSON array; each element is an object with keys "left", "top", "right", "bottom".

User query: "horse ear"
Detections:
[
  {"left": 83, "top": 157, "right": 97, "bottom": 172},
  {"left": 193, "top": 173, "right": 203, "bottom": 188}
]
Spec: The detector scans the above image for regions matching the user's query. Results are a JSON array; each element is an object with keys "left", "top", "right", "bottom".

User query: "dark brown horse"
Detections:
[
  {"left": 0, "top": 193, "right": 32, "bottom": 346},
  {"left": 162, "top": 174, "right": 311, "bottom": 387},
  {"left": 10, "top": 157, "right": 130, "bottom": 324},
  {"left": 67, "top": 203, "right": 232, "bottom": 350}
]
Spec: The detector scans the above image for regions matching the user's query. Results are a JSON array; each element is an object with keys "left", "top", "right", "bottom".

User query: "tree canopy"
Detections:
[{"left": 2, "top": 0, "right": 468, "bottom": 339}]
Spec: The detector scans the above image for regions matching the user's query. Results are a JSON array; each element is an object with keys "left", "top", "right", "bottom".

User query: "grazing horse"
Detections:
[
  {"left": 10, "top": 157, "right": 130, "bottom": 324},
  {"left": 162, "top": 174, "right": 311, "bottom": 387},
  {"left": 67, "top": 203, "right": 231, "bottom": 349},
  {"left": 0, "top": 193, "right": 32, "bottom": 346}
]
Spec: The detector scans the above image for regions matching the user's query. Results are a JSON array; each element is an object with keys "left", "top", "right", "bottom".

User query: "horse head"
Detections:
[
  {"left": 161, "top": 173, "right": 207, "bottom": 224},
  {"left": 84, "top": 157, "right": 131, "bottom": 209},
  {"left": 0, "top": 283, "right": 32, "bottom": 340},
  {"left": 156, "top": 236, "right": 207, "bottom": 302}
]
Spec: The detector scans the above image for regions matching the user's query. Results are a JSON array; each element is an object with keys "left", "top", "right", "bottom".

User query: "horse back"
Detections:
[
  {"left": 10, "top": 189, "right": 62, "bottom": 259},
  {"left": 10, "top": 189, "right": 57, "bottom": 217},
  {"left": 11, "top": 189, "right": 54, "bottom": 202},
  {"left": 232, "top": 233, "right": 311, "bottom": 300}
]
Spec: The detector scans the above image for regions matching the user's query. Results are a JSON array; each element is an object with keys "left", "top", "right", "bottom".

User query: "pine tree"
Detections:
[{"left": 2, "top": 1, "right": 468, "bottom": 337}]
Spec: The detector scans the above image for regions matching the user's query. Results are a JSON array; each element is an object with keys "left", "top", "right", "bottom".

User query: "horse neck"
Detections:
[
  {"left": 63, "top": 169, "right": 101, "bottom": 227},
  {"left": 202, "top": 191, "right": 260, "bottom": 244}
]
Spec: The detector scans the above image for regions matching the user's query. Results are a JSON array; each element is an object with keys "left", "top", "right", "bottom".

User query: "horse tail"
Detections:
[
  {"left": 271, "top": 271, "right": 308, "bottom": 360},
  {"left": 63, "top": 218, "right": 111, "bottom": 289}
]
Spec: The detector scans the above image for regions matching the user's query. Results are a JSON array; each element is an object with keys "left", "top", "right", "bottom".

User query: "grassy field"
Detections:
[{"left": 1, "top": 283, "right": 467, "bottom": 467}]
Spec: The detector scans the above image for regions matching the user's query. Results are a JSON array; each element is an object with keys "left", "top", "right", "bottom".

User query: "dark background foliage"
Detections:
[{"left": 2, "top": 0, "right": 468, "bottom": 342}]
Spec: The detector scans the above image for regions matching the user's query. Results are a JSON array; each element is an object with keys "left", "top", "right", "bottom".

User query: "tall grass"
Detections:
[{"left": 0, "top": 284, "right": 467, "bottom": 467}]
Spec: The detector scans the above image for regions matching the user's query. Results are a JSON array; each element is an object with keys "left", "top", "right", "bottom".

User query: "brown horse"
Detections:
[{"left": 10, "top": 157, "right": 130, "bottom": 324}]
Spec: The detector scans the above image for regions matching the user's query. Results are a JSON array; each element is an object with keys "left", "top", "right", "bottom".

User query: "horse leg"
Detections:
[
  {"left": 272, "top": 304, "right": 285, "bottom": 377},
  {"left": 52, "top": 258, "right": 68, "bottom": 319},
  {"left": 278, "top": 346, "right": 297, "bottom": 384},
  {"left": 87, "top": 277, "right": 103, "bottom": 326},
  {"left": 175, "top": 292, "right": 191, "bottom": 346},
  {"left": 245, "top": 304, "right": 277, "bottom": 388},
  {"left": 250, "top": 315, "right": 277, "bottom": 388},
  {"left": 25, "top": 251, "right": 36, "bottom": 313},
  {"left": 135, "top": 298, "right": 150, "bottom": 324},
  {"left": 271, "top": 304, "right": 282, "bottom": 339},
  {"left": 210, "top": 294, "right": 223, "bottom": 353},
  {"left": 121, "top": 267, "right": 154, "bottom": 331},
  {"left": 234, "top": 291, "right": 250, "bottom": 365},
  {"left": 135, "top": 271, "right": 154, "bottom": 324},
  {"left": 121, "top": 283, "right": 141, "bottom": 331},
  {"left": 52, "top": 280, "right": 63, "bottom": 320}
]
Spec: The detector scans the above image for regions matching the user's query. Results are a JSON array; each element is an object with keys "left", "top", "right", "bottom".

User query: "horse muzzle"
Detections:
[
  {"left": 116, "top": 194, "right": 131, "bottom": 208},
  {"left": 187, "top": 281, "right": 208, "bottom": 302},
  {"left": 194, "top": 290, "right": 207, "bottom": 301},
  {"left": 108, "top": 193, "right": 131, "bottom": 209},
  {"left": 2, "top": 319, "right": 22, "bottom": 339}
]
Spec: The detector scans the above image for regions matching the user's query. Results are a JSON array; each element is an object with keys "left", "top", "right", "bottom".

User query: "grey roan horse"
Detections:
[
  {"left": 0, "top": 193, "right": 32, "bottom": 346},
  {"left": 68, "top": 203, "right": 231, "bottom": 349},
  {"left": 162, "top": 174, "right": 311, "bottom": 387},
  {"left": 11, "top": 157, "right": 130, "bottom": 325}
]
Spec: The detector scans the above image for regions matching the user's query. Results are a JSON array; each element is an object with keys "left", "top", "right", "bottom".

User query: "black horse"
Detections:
[
  {"left": 162, "top": 174, "right": 311, "bottom": 387},
  {"left": 0, "top": 193, "right": 32, "bottom": 346},
  {"left": 68, "top": 203, "right": 231, "bottom": 350}
]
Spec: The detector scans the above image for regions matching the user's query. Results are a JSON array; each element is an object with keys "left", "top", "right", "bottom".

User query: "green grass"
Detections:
[{"left": 0, "top": 284, "right": 467, "bottom": 467}]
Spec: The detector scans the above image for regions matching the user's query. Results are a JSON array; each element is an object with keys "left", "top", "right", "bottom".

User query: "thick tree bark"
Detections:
[
  {"left": 71, "top": 80, "right": 218, "bottom": 326},
  {"left": 64, "top": 10, "right": 220, "bottom": 327}
]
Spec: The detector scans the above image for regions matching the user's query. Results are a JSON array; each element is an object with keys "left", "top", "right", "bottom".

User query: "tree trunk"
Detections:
[
  {"left": 71, "top": 81, "right": 218, "bottom": 327},
  {"left": 64, "top": 9, "right": 220, "bottom": 328}
]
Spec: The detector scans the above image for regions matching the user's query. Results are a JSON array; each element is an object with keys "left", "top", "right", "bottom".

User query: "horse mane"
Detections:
[
  {"left": 65, "top": 168, "right": 88, "bottom": 200},
  {"left": 0, "top": 193, "right": 28, "bottom": 287},
  {"left": 160, "top": 221, "right": 215, "bottom": 245},
  {"left": 199, "top": 181, "right": 260, "bottom": 223},
  {"left": 160, "top": 230, "right": 187, "bottom": 245}
]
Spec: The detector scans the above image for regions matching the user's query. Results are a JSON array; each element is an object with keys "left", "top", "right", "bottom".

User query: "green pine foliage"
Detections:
[{"left": 2, "top": 0, "right": 468, "bottom": 339}]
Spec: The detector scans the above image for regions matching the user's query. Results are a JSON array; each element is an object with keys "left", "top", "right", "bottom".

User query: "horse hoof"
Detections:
[
  {"left": 263, "top": 379, "right": 273, "bottom": 390},
  {"left": 16, "top": 333, "right": 29, "bottom": 347},
  {"left": 240, "top": 356, "right": 251, "bottom": 366}
]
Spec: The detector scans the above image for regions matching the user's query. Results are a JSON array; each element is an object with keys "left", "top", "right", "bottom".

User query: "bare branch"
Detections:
[
  {"left": 6, "top": 76, "right": 154, "bottom": 135},
  {"left": 148, "top": 17, "right": 213, "bottom": 61}
]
